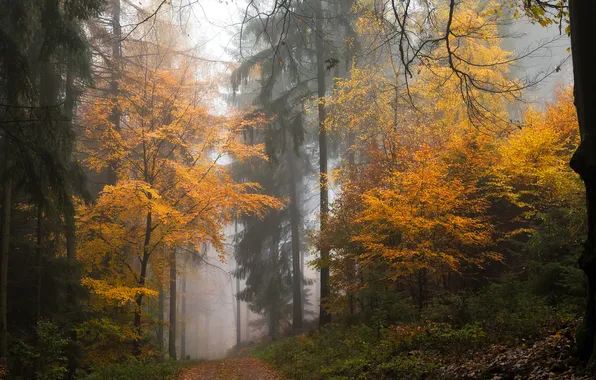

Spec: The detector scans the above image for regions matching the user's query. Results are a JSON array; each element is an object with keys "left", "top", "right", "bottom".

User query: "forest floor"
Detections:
[
  {"left": 440, "top": 322, "right": 591, "bottom": 379},
  {"left": 241, "top": 319, "right": 593, "bottom": 379},
  {"left": 177, "top": 357, "right": 281, "bottom": 380}
]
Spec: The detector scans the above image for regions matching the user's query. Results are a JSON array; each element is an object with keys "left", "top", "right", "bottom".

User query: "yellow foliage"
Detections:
[
  {"left": 494, "top": 88, "right": 582, "bottom": 212},
  {"left": 82, "top": 278, "right": 158, "bottom": 307},
  {"left": 77, "top": 55, "right": 281, "bottom": 355}
]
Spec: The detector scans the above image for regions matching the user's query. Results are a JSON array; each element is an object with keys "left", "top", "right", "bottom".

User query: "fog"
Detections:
[{"left": 161, "top": 2, "right": 574, "bottom": 361}]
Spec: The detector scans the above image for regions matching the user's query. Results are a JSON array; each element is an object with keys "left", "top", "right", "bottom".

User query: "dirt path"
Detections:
[{"left": 178, "top": 358, "right": 281, "bottom": 380}]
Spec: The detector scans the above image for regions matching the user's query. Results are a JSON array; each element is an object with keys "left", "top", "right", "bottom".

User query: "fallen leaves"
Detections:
[
  {"left": 439, "top": 322, "right": 590, "bottom": 379},
  {"left": 178, "top": 358, "right": 281, "bottom": 380}
]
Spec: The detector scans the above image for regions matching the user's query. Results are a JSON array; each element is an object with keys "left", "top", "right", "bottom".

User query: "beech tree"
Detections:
[{"left": 78, "top": 53, "right": 280, "bottom": 356}]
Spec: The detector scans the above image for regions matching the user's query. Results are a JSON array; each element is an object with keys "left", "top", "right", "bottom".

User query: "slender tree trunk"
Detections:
[
  {"left": 345, "top": 52, "right": 357, "bottom": 319},
  {"left": 234, "top": 220, "right": 241, "bottom": 348},
  {"left": 133, "top": 211, "right": 152, "bottom": 355},
  {"left": 133, "top": 256, "right": 148, "bottom": 355},
  {"left": 65, "top": 211, "right": 76, "bottom": 263},
  {"left": 204, "top": 313, "right": 210, "bottom": 359},
  {"left": 314, "top": 0, "right": 331, "bottom": 327},
  {"left": 417, "top": 269, "right": 425, "bottom": 312},
  {"left": 107, "top": 0, "right": 121, "bottom": 186},
  {"left": 180, "top": 275, "right": 186, "bottom": 360},
  {"left": 236, "top": 265, "right": 241, "bottom": 348},
  {"left": 568, "top": 0, "right": 596, "bottom": 367},
  {"left": 36, "top": 203, "right": 44, "bottom": 320},
  {"left": 0, "top": 176, "right": 12, "bottom": 364},
  {"left": 269, "top": 306, "right": 277, "bottom": 340},
  {"left": 158, "top": 282, "right": 164, "bottom": 353},
  {"left": 300, "top": 244, "right": 305, "bottom": 320},
  {"left": 64, "top": 55, "right": 80, "bottom": 380},
  {"left": 287, "top": 143, "right": 303, "bottom": 331},
  {"left": 245, "top": 302, "right": 250, "bottom": 341},
  {"left": 168, "top": 247, "right": 177, "bottom": 360}
]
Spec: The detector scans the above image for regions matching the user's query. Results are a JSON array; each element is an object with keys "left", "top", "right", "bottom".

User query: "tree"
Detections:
[
  {"left": 563, "top": 0, "right": 596, "bottom": 366},
  {"left": 0, "top": 0, "right": 102, "bottom": 370},
  {"left": 494, "top": 87, "right": 585, "bottom": 306},
  {"left": 321, "top": 3, "right": 521, "bottom": 315},
  {"left": 78, "top": 56, "right": 279, "bottom": 355},
  {"left": 234, "top": 0, "right": 360, "bottom": 329}
]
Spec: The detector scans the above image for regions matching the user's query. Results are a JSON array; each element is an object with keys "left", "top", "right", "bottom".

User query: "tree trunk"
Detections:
[
  {"left": 107, "top": 0, "right": 121, "bottom": 186},
  {"left": 568, "top": 0, "right": 596, "bottom": 367},
  {"left": 36, "top": 203, "right": 44, "bottom": 320},
  {"left": 133, "top": 211, "right": 152, "bottom": 356},
  {"left": 314, "top": 0, "right": 331, "bottom": 327},
  {"left": 235, "top": 266, "right": 241, "bottom": 348},
  {"left": 245, "top": 302, "right": 250, "bottom": 341},
  {"left": 65, "top": 211, "right": 76, "bottom": 262},
  {"left": 269, "top": 306, "right": 277, "bottom": 340},
  {"left": 180, "top": 275, "right": 186, "bottom": 360},
  {"left": 234, "top": 220, "right": 241, "bottom": 348},
  {"left": 158, "top": 282, "right": 164, "bottom": 353},
  {"left": 64, "top": 55, "right": 80, "bottom": 380},
  {"left": 204, "top": 313, "right": 210, "bottom": 359},
  {"left": 0, "top": 176, "right": 12, "bottom": 364},
  {"left": 168, "top": 247, "right": 177, "bottom": 360},
  {"left": 288, "top": 143, "right": 303, "bottom": 331}
]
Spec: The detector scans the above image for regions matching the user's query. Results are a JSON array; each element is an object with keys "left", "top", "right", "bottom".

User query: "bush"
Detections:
[
  {"left": 252, "top": 321, "right": 484, "bottom": 380},
  {"left": 467, "top": 281, "right": 568, "bottom": 341},
  {"left": 389, "top": 323, "right": 486, "bottom": 355},
  {"left": 9, "top": 319, "right": 70, "bottom": 380}
]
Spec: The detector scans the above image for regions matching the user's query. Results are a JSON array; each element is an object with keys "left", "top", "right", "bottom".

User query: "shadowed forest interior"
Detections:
[{"left": 1, "top": 0, "right": 596, "bottom": 379}]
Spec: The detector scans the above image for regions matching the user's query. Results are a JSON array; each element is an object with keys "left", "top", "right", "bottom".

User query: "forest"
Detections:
[{"left": 0, "top": 0, "right": 594, "bottom": 379}]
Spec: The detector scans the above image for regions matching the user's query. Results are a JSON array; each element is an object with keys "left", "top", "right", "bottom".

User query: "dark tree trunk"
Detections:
[
  {"left": 287, "top": 139, "right": 303, "bottom": 331},
  {"left": 168, "top": 247, "right": 177, "bottom": 360},
  {"left": 234, "top": 220, "right": 241, "bottom": 348},
  {"left": 107, "top": 0, "right": 121, "bottom": 186},
  {"left": 36, "top": 203, "right": 44, "bottom": 320},
  {"left": 245, "top": 302, "right": 250, "bottom": 341},
  {"left": 64, "top": 55, "right": 80, "bottom": 380},
  {"left": 65, "top": 212, "right": 76, "bottom": 263},
  {"left": 568, "top": 0, "right": 596, "bottom": 367},
  {"left": 269, "top": 306, "right": 277, "bottom": 340},
  {"left": 0, "top": 176, "right": 12, "bottom": 364},
  {"left": 133, "top": 211, "right": 152, "bottom": 356},
  {"left": 314, "top": 0, "right": 331, "bottom": 328},
  {"left": 236, "top": 268, "right": 241, "bottom": 347},
  {"left": 158, "top": 282, "right": 164, "bottom": 352}
]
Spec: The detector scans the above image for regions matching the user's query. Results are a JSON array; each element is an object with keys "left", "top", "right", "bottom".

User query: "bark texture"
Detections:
[{"left": 568, "top": 0, "right": 596, "bottom": 367}]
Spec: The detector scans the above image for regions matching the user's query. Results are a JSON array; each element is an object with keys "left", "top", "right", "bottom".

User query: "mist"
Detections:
[{"left": 2, "top": 0, "right": 593, "bottom": 379}]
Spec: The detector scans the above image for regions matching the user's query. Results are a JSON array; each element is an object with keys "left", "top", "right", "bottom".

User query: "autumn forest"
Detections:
[{"left": 0, "top": 0, "right": 594, "bottom": 379}]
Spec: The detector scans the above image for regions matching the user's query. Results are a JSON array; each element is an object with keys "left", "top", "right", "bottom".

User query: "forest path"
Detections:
[{"left": 178, "top": 357, "right": 281, "bottom": 380}]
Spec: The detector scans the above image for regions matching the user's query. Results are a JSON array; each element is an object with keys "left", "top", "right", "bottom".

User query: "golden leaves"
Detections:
[
  {"left": 81, "top": 278, "right": 158, "bottom": 307},
  {"left": 494, "top": 87, "right": 582, "bottom": 212},
  {"left": 77, "top": 60, "right": 281, "bottom": 325}
]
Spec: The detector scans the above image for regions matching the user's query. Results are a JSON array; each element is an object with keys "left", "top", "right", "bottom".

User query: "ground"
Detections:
[
  {"left": 440, "top": 322, "right": 591, "bottom": 379},
  {"left": 178, "top": 357, "right": 281, "bottom": 380}
]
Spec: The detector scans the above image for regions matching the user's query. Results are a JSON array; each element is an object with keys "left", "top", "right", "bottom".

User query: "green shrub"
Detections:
[
  {"left": 389, "top": 322, "right": 486, "bottom": 355},
  {"left": 9, "top": 319, "right": 70, "bottom": 380},
  {"left": 467, "top": 281, "right": 567, "bottom": 341},
  {"left": 253, "top": 322, "right": 484, "bottom": 380}
]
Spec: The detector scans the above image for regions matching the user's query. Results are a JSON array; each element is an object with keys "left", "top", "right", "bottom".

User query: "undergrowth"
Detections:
[
  {"left": 250, "top": 281, "right": 579, "bottom": 380},
  {"left": 78, "top": 359, "right": 199, "bottom": 380}
]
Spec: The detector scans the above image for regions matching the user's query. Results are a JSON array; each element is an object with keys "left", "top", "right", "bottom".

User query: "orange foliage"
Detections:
[
  {"left": 77, "top": 57, "right": 281, "bottom": 359},
  {"left": 321, "top": 4, "right": 545, "bottom": 312}
]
